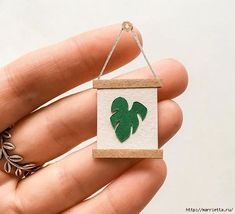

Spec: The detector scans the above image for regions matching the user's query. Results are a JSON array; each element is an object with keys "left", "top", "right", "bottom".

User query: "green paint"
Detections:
[{"left": 110, "top": 97, "right": 148, "bottom": 142}]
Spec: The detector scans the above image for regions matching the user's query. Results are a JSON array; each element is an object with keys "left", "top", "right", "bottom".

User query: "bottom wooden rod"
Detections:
[{"left": 93, "top": 149, "right": 163, "bottom": 159}]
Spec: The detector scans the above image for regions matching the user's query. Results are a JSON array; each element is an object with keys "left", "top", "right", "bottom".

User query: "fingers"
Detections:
[
  {"left": 120, "top": 58, "right": 188, "bottom": 101},
  {"left": 64, "top": 159, "right": 166, "bottom": 214},
  {"left": 0, "top": 24, "right": 141, "bottom": 130},
  {"left": 8, "top": 59, "right": 187, "bottom": 167},
  {"left": 15, "top": 100, "right": 182, "bottom": 214}
]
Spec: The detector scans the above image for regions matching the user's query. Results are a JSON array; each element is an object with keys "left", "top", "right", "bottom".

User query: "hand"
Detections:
[{"left": 0, "top": 24, "right": 188, "bottom": 214}]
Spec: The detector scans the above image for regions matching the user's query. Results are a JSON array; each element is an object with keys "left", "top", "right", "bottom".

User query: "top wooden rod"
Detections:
[{"left": 93, "top": 79, "right": 162, "bottom": 89}]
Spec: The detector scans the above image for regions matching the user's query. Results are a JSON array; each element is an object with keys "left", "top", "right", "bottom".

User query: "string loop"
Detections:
[{"left": 98, "top": 21, "right": 159, "bottom": 80}]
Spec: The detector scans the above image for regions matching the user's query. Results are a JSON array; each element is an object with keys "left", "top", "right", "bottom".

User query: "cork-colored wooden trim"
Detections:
[
  {"left": 93, "top": 79, "right": 162, "bottom": 89},
  {"left": 93, "top": 149, "right": 163, "bottom": 159}
]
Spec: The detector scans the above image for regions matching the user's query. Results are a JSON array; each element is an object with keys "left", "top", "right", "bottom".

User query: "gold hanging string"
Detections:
[
  {"left": 98, "top": 21, "right": 160, "bottom": 80},
  {"left": 98, "top": 29, "right": 123, "bottom": 79}
]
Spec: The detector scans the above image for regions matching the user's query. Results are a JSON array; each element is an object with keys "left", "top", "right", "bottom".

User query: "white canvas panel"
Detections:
[{"left": 97, "top": 88, "right": 158, "bottom": 149}]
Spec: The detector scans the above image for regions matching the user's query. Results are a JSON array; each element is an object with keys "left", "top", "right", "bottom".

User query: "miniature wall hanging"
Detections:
[{"left": 93, "top": 21, "right": 163, "bottom": 158}]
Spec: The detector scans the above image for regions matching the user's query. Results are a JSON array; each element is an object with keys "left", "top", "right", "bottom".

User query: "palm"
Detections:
[{"left": 0, "top": 24, "right": 187, "bottom": 213}]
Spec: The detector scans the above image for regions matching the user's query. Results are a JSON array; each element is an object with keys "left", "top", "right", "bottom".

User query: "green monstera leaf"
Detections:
[{"left": 110, "top": 97, "right": 148, "bottom": 142}]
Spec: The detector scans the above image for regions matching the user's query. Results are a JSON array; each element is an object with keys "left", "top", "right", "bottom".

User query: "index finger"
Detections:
[{"left": 0, "top": 24, "right": 141, "bottom": 131}]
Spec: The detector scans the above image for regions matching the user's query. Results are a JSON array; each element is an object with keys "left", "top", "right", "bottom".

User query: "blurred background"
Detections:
[{"left": 0, "top": 0, "right": 234, "bottom": 213}]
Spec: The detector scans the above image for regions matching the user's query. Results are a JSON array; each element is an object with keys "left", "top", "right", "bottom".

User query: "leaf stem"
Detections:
[{"left": 1, "top": 143, "right": 28, "bottom": 171}]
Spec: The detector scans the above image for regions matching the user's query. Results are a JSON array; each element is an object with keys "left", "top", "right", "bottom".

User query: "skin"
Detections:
[{"left": 0, "top": 24, "right": 188, "bottom": 214}]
